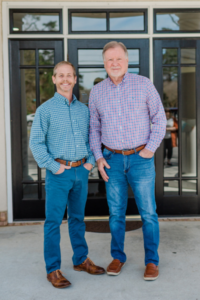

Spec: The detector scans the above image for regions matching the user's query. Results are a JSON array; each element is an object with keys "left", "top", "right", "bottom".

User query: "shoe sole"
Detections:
[
  {"left": 107, "top": 263, "right": 125, "bottom": 276},
  {"left": 47, "top": 279, "right": 71, "bottom": 288},
  {"left": 73, "top": 267, "right": 105, "bottom": 275},
  {"left": 143, "top": 274, "right": 159, "bottom": 281}
]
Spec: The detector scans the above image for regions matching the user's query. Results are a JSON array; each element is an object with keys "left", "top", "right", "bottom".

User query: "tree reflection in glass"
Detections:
[
  {"left": 39, "top": 50, "right": 54, "bottom": 65},
  {"left": 13, "top": 12, "right": 59, "bottom": 32},
  {"left": 162, "top": 48, "right": 178, "bottom": 64}
]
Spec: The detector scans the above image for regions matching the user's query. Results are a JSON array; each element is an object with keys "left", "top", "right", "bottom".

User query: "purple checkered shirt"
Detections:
[{"left": 89, "top": 72, "right": 167, "bottom": 161}]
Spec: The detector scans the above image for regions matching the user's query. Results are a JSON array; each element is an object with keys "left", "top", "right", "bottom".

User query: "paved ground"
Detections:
[{"left": 1, "top": 221, "right": 200, "bottom": 300}]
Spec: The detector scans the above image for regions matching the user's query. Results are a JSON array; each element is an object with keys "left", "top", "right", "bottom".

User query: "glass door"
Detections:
[
  {"left": 68, "top": 39, "right": 149, "bottom": 216},
  {"left": 10, "top": 39, "right": 64, "bottom": 220},
  {"left": 154, "top": 39, "right": 200, "bottom": 215}
]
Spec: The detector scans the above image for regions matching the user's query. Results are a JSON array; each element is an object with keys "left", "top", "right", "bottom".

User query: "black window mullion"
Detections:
[
  {"left": 107, "top": 12, "right": 110, "bottom": 32},
  {"left": 35, "top": 49, "right": 42, "bottom": 199},
  {"left": 178, "top": 45, "right": 182, "bottom": 195}
]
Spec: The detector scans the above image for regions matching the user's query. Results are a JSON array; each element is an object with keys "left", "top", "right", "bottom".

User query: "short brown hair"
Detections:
[
  {"left": 102, "top": 41, "right": 128, "bottom": 60},
  {"left": 53, "top": 61, "right": 76, "bottom": 77}
]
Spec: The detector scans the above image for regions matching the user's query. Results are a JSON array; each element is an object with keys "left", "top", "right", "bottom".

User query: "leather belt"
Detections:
[
  {"left": 104, "top": 145, "right": 146, "bottom": 155},
  {"left": 55, "top": 158, "right": 85, "bottom": 167}
]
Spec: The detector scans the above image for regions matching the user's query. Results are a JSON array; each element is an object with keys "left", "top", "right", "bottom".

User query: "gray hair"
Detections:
[{"left": 102, "top": 41, "right": 128, "bottom": 60}]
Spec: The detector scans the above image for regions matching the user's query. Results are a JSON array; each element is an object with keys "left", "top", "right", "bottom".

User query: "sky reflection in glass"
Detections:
[
  {"left": 110, "top": 12, "right": 144, "bottom": 31},
  {"left": 72, "top": 13, "right": 106, "bottom": 31}
]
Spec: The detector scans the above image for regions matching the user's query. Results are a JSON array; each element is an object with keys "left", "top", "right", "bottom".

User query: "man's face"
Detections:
[
  {"left": 104, "top": 46, "right": 128, "bottom": 78},
  {"left": 52, "top": 65, "right": 77, "bottom": 94}
]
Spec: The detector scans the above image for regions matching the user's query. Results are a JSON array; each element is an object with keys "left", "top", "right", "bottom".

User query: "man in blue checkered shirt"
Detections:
[
  {"left": 30, "top": 61, "right": 105, "bottom": 288},
  {"left": 89, "top": 42, "right": 166, "bottom": 280}
]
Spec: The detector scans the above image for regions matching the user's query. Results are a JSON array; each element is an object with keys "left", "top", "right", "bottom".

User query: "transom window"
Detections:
[
  {"left": 68, "top": 9, "right": 147, "bottom": 34},
  {"left": 10, "top": 9, "right": 62, "bottom": 34},
  {"left": 154, "top": 9, "right": 200, "bottom": 33}
]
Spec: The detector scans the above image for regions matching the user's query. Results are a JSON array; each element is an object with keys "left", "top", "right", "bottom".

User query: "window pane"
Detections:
[
  {"left": 156, "top": 11, "right": 200, "bottom": 32},
  {"left": 88, "top": 182, "right": 106, "bottom": 198},
  {"left": 164, "top": 180, "right": 179, "bottom": 195},
  {"left": 39, "top": 69, "right": 54, "bottom": 104},
  {"left": 163, "top": 68, "right": 179, "bottom": 178},
  {"left": 79, "top": 68, "right": 107, "bottom": 105},
  {"left": 128, "top": 68, "right": 139, "bottom": 75},
  {"left": 39, "top": 50, "right": 54, "bottom": 65},
  {"left": 21, "top": 69, "right": 38, "bottom": 181},
  {"left": 182, "top": 180, "right": 197, "bottom": 195},
  {"left": 78, "top": 50, "right": 103, "bottom": 65},
  {"left": 128, "top": 49, "right": 139, "bottom": 65},
  {"left": 109, "top": 12, "right": 144, "bottom": 31},
  {"left": 42, "top": 183, "right": 46, "bottom": 199},
  {"left": 20, "top": 50, "right": 35, "bottom": 65},
  {"left": 181, "top": 67, "right": 196, "bottom": 177},
  {"left": 71, "top": 13, "right": 106, "bottom": 31},
  {"left": 23, "top": 184, "right": 38, "bottom": 199},
  {"left": 181, "top": 49, "right": 196, "bottom": 64},
  {"left": 163, "top": 67, "right": 178, "bottom": 108},
  {"left": 41, "top": 168, "right": 46, "bottom": 180},
  {"left": 162, "top": 49, "right": 178, "bottom": 64},
  {"left": 13, "top": 12, "right": 60, "bottom": 32}
]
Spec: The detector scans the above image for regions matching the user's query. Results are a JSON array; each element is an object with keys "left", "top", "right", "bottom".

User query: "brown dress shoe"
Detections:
[
  {"left": 47, "top": 270, "right": 71, "bottom": 288},
  {"left": 144, "top": 263, "right": 159, "bottom": 281},
  {"left": 107, "top": 259, "right": 125, "bottom": 276},
  {"left": 73, "top": 257, "right": 105, "bottom": 275}
]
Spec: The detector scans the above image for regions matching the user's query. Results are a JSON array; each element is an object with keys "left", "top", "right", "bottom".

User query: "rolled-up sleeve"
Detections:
[
  {"left": 29, "top": 107, "right": 60, "bottom": 174},
  {"left": 145, "top": 79, "right": 167, "bottom": 153}
]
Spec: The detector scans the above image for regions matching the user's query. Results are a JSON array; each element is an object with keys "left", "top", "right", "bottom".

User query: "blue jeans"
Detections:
[
  {"left": 44, "top": 164, "right": 89, "bottom": 274},
  {"left": 103, "top": 148, "right": 159, "bottom": 266}
]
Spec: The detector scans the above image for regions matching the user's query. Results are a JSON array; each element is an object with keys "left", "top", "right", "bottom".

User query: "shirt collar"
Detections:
[
  {"left": 108, "top": 71, "right": 129, "bottom": 87},
  {"left": 54, "top": 92, "right": 77, "bottom": 105}
]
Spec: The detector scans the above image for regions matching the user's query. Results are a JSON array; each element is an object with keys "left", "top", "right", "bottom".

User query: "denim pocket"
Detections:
[
  {"left": 82, "top": 165, "right": 90, "bottom": 173},
  {"left": 103, "top": 148, "right": 114, "bottom": 160},
  {"left": 138, "top": 153, "right": 154, "bottom": 160},
  {"left": 54, "top": 169, "right": 65, "bottom": 176}
]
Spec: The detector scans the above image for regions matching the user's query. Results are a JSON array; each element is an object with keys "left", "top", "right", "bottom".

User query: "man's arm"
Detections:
[
  {"left": 88, "top": 89, "right": 103, "bottom": 161},
  {"left": 145, "top": 79, "right": 167, "bottom": 153},
  {"left": 29, "top": 106, "right": 60, "bottom": 174},
  {"left": 89, "top": 88, "right": 110, "bottom": 182},
  {"left": 84, "top": 108, "right": 95, "bottom": 168}
]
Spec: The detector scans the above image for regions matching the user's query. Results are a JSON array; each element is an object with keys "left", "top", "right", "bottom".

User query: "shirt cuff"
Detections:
[
  {"left": 94, "top": 152, "right": 103, "bottom": 161},
  {"left": 48, "top": 160, "right": 61, "bottom": 174},
  {"left": 86, "top": 155, "right": 96, "bottom": 167},
  {"left": 145, "top": 142, "right": 157, "bottom": 153}
]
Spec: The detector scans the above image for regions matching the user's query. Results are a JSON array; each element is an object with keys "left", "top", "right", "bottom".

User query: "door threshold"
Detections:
[{"left": 84, "top": 216, "right": 141, "bottom": 221}]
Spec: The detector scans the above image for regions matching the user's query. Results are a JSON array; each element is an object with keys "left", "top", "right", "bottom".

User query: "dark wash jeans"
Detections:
[
  {"left": 103, "top": 148, "right": 159, "bottom": 266},
  {"left": 44, "top": 164, "right": 89, "bottom": 274}
]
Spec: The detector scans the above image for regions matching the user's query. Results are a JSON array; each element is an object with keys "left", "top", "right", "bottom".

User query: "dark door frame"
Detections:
[
  {"left": 9, "top": 39, "right": 64, "bottom": 220},
  {"left": 68, "top": 38, "right": 150, "bottom": 216},
  {"left": 154, "top": 38, "right": 200, "bottom": 215}
]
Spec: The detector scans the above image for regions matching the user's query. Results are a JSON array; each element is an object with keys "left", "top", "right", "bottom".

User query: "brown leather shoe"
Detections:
[
  {"left": 107, "top": 259, "right": 125, "bottom": 276},
  {"left": 47, "top": 270, "right": 71, "bottom": 288},
  {"left": 144, "top": 263, "right": 159, "bottom": 281},
  {"left": 73, "top": 257, "right": 105, "bottom": 275}
]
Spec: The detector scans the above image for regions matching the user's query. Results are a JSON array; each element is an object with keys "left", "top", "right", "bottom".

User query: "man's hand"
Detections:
[
  {"left": 55, "top": 164, "right": 71, "bottom": 175},
  {"left": 83, "top": 163, "right": 93, "bottom": 171},
  {"left": 97, "top": 158, "right": 110, "bottom": 182},
  {"left": 139, "top": 148, "right": 154, "bottom": 159}
]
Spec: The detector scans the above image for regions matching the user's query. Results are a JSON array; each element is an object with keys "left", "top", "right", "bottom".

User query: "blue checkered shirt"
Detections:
[
  {"left": 30, "top": 92, "right": 95, "bottom": 174},
  {"left": 89, "top": 72, "right": 167, "bottom": 161}
]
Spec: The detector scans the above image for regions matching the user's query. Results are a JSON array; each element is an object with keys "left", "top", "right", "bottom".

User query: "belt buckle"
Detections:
[
  {"left": 122, "top": 150, "right": 125, "bottom": 155},
  {"left": 70, "top": 161, "right": 73, "bottom": 166}
]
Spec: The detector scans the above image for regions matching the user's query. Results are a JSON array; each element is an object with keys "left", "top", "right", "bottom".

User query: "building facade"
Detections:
[{"left": 1, "top": 0, "right": 200, "bottom": 224}]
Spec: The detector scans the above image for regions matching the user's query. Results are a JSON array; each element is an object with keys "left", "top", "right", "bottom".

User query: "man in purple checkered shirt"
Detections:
[{"left": 89, "top": 41, "right": 166, "bottom": 280}]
